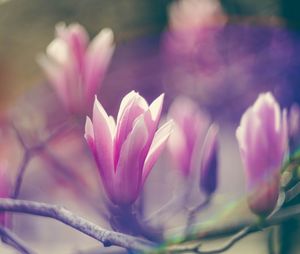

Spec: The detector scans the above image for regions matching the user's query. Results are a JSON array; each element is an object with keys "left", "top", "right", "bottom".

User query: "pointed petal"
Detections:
[
  {"left": 84, "top": 116, "right": 95, "bottom": 148},
  {"left": 169, "top": 96, "right": 209, "bottom": 155},
  {"left": 92, "top": 97, "right": 115, "bottom": 199},
  {"left": 84, "top": 28, "right": 115, "bottom": 101},
  {"left": 37, "top": 54, "right": 70, "bottom": 107},
  {"left": 149, "top": 94, "right": 164, "bottom": 123},
  {"left": 167, "top": 123, "right": 190, "bottom": 177},
  {"left": 114, "top": 92, "right": 148, "bottom": 166},
  {"left": 139, "top": 94, "right": 166, "bottom": 163},
  {"left": 142, "top": 120, "right": 174, "bottom": 184},
  {"left": 114, "top": 116, "right": 149, "bottom": 205},
  {"left": 65, "top": 23, "right": 89, "bottom": 73},
  {"left": 142, "top": 93, "right": 165, "bottom": 141},
  {"left": 88, "top": 28, "right": 114, "bottom": 57},
  {"left": 116, "top": 91, "right": 148, "bottom": 124},
  {"left": 46, "top": 38, "right": 70, "bottom": 65},
  {"left": 200, "top": 124, "right": 219, "bottom": 195},
  {"left": 108, "top": 116, "right": 116, "bottom": 137}
]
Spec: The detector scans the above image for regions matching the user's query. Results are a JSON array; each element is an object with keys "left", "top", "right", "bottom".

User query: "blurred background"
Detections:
[
  {"left": 0, "top": 0, "right": 300, "bottom": 111},
  {"left": 0, "top": 0, "right": 300, "bottom": 253}
]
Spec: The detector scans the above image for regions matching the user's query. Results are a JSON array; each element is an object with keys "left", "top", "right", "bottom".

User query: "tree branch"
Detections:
[
  {"left": 12, "top": 151, "right": 31, "bottom": 198},
  {"left": 0, "top": 198, "right": 155, "bottom": 252},
  {"left": 11, "top": 122, "right": 72, "bottom": 198},
  {"left": 1, "top": 198, "right": 300, "bottom": 253},
  {"left": 198, "top": 226, "right": 252, "bottom": 254},
  {"left": 0, "top": 226, "right": 36, "bottom": 254},
  {"left": 167, "top": 226, "right": 253, "bottom": 253},
  {"left": 185, "top": 196, "right": 211, "bottom": 236},
  {"left": 165, "top": 203, "right": 300, "bottom": 253}
]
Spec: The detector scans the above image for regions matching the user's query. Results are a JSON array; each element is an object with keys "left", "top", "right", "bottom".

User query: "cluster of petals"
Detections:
[
  {"left": 85, "top": 91, "right": 173, "bottom": 205},
  {"left": 236, "top": 92, "right": 288, "bottom": 216},
  {"left": 38, "top": 23, "right": 115, "bottom": 114}
]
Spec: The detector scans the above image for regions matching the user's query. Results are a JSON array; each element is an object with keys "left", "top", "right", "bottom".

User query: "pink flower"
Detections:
[
  {"left": 236, "top": 92, "right": 288, "bottom": 216},
  {"left": 167, "top": 96, "right": 210, "bottom": 177},
  {"left": 85, "top": 91, "right": 173, "bottom": 206},
  {"left": 38, "top": 23, "right": 115, "bottom": 115}
]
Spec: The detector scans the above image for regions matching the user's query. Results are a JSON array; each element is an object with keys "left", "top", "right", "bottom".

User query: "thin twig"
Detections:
[
  {"left": 0, "top": 198, "right": 155, "bottom": 252},
  {"left": 285, "top": 181, "right": 300, "bottom": 203},
  {"left": 11, "top": 125, "right": 32, "bottom": 198},
  {"left": 185, "top": 197, "right": 211, "bottom": 236},
  {"left": 41, "top": 150, "right": 107, "bottom": 218},
  {"left": 188, "top": 203, "right": 300, "bottom": 241},
  {"left": 11, "top": 122, "right": 72, "bottom": 199},
  {"left": 11, "top": 124, "right": 28, "bottom": 150},
  {"left": 163, "top": 203, "right": 300, "bottom": 253},
  {"left": 168, "top": 226, "right": 253, "bottom": 253},
  {"left": 197, "top": 226, "right": 252, "bottom": 254},
  {"left": 0, "top": 226, "right": 36, "bottom": 254},
  {"left": 144, "top": 193, "right": 185, "bottom": 224},
  {"left": 12, "top": 151, "right": 31, "bottom": 199},
  {"left": 12, "top": 122, "right": 107, "bottom": 216}
]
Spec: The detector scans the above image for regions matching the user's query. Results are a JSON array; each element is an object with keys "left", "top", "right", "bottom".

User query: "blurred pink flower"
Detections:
[
  {"left": 85, "top": 91, "right": 173, "bottom": 206},
  {"left": 236, "top": 92, "right": 288, "bottom": 216},
  {"left": 162, "top": 0, "right": 231, "bottom": 110},
  {"left": 166, "top": 0, "right": 227, "bottom": 56},
  {"left": 169, "top": 0, "right": 227, "bottom": 33},
  {"left": 38, "top": 23, "right": 115, "bottom": 115},
  {"left": 167, "top": 96, "right": 210, "bottom": 178}
]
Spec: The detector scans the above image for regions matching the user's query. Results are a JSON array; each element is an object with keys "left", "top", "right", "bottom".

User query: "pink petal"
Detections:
[
  {"left": 199, "top": 124, "right": 219, "bottom": 195},
  {"left": 148, "top": 94, "right": 164, "bottom": 125},
  {"left": 63, "top": 23, "right": 89, "bottom": 73},
  {"left": 114, "top": 115, "right": 149, "bottom": 205},
  {"left": 84, "top": 28, "right": 115, "bottom": 101},
  {"left": 143, "top": 94, "right": 164, "bottom": 132},
  {"left": 169, "top": 96, "right": 209, "bottom": 156},
  {"left": 142, "top": 120, "right": 174, "bottom": 184},
  {"left": 167, "top": 123, "right": 190, "bottom": 177},
  {"left": 45, "top": 36, "right": 83, "bottom": 113},
  {"left": 84, "top": 116, "right": 95, "bottom": 150},
  {"left": 37, "top": 54, "right": 70, "bottom": 108},
  {"left": 92, "top": 97, "right": 115, "bottom": 199},
  {"left": 114, "top": 92, "right": 148, "bottom": 167},
  {"left": 140, "top": 94, "right": 165, "bottom": 162},
  {"left": 116, "top": 91, "right": 148, "bottom": 124},
  {"left": 46, "top": 38, "right": 70, "bottom": 65}
]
